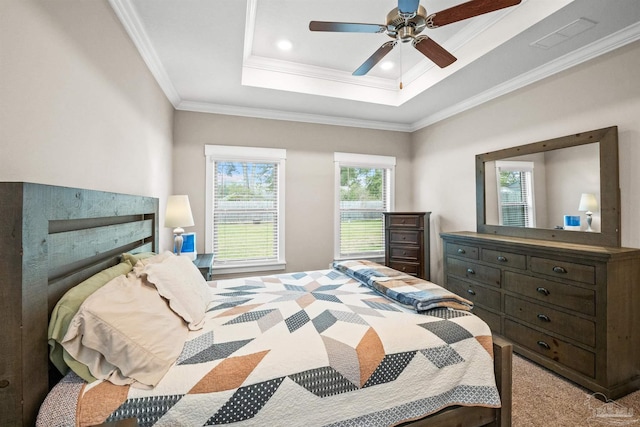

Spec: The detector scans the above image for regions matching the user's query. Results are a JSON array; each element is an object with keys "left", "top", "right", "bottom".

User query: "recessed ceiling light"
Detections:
[
  {"left": 277, "top": 39, "right": 292, "bottom": 51},
  {"left": 380, "top": 61, "right": 394, "bottom": 70}
]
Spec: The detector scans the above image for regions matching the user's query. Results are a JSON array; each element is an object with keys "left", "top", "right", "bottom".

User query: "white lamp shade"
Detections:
[
  {"left": 164, "top": 195, "right": 195, "bottom": 228},
  {"left": 578, "top": 193, "right": 598, "bottom": 212}
]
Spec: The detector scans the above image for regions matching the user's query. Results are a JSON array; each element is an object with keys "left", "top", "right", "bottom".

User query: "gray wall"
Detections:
[
  {"left": 0, "top": 0, "right": 174, "bottom": 248},
  {"left": 412, "top": 40, "right": 640, "bottom": 284},
  {"left": 172, "top": 112, "right": 413, "bottom": 274}
]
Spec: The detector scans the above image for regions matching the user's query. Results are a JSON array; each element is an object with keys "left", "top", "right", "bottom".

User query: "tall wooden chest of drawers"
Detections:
[
  {"left": 441, "top": 231, "right": 640, "bottom": 399},
  {"left": 384, "top": 212, "right": 431, "bottom": 280}
]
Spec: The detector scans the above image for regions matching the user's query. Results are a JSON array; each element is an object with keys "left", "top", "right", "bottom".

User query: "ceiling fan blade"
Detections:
[
  {"left": 398, "top": 0, "right": 420, "bottom": 15},
  {"left": 353, "top": 41, "right": 396, "bottom": 76},
  {"left": 412, "top": 36, "right": 457, "bottom": 68},
  {"left": 427, "top": 0, "right": 521, "bottom": 28},
  {"left": 309, "top": 21, "right": 387, "bottom": 33}
]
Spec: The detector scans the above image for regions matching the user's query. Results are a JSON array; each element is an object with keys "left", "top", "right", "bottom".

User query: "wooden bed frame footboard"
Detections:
[
  {"left": 0, "top": 182, "right": 512, "bottom": 427},
  {"left": 402, "top": 335, "right": 512, "bottom": 427},
  {"left": 0, "top": 183, "right": 158, "bottom": 427}
]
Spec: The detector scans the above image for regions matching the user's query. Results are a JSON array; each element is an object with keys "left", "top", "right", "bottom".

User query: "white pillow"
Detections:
[
  {"left": 137, "top": 252, "right": 210, "bottom": 330},
  {"left": 61, "top": 273, "right": 189, "bottom": 387}
]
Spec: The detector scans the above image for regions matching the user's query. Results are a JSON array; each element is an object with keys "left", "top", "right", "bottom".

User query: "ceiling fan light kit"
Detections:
[{"left": 309, "top": 0, "right": 522, "bottom": 76}]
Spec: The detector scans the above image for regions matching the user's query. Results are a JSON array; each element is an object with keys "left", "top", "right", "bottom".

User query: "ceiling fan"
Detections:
[{"left": 309, "top": 0, "right": 522, "bottom": 76}]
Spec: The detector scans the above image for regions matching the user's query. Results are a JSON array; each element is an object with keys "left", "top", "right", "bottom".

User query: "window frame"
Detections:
[
  {"left": 205, "top": 145, "right": 286, "bottom": 275},
  {"left": 333, "top": 152, "right": 396, "bottom": 261}
]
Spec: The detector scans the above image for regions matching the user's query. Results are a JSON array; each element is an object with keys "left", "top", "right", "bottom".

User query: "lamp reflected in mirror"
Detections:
[{"left": 578, "top": 193, "right": 598, "bottom": 232}]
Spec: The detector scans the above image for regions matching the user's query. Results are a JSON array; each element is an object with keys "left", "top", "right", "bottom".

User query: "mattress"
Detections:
[{"left": 38, "top": 267, "right": 499, "bottom": 426}]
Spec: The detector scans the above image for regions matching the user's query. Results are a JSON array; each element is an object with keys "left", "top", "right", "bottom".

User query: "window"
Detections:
[
  {"left": 495, "top": 161, "right": 535, "bottom": 227},
  {"left": 205, "top": 145, "right": 286, "bottom": 274},
  {"left": 334, "top": 152, "right": 395, "bottom": 260}
]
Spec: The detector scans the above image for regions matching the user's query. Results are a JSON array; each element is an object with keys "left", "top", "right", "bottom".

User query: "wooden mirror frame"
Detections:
[{"left": 476, "top": 126, "right": 620, "bottom": 247}]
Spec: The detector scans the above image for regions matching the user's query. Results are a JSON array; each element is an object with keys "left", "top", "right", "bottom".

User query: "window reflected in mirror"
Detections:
[{"left": 494, "top": 161, "right": 535, "bottom": 228}]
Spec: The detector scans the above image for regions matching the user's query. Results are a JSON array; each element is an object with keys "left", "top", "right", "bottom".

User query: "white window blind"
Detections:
[
  {"left": 334, "top": 153, "right": 395, "bottom": 260},
  {"left": 496, "top": 161, "right": 535, "bottom": 228},
  {"left": 205, "top": 146, "right": 285, "bottom": 273}
]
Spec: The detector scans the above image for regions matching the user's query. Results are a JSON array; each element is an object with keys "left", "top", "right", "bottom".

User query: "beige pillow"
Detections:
[
  {"left": 61, "top": 273, "right": 189, "bottom": 387},
  {"left": 139, "top": 253, "right": 210, "bottom": 330},
  {"left": 48, "top": 261, "right": 133, "bottom": 382}
]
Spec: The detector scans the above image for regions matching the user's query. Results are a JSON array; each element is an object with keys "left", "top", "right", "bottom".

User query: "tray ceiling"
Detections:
[{"left": 110, "top": 0, "right": 640, "bottom": 131}]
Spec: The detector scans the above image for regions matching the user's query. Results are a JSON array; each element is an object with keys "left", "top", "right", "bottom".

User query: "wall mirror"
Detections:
[{"left": 476, "top": 126, "right": 620, "bottom": 247}]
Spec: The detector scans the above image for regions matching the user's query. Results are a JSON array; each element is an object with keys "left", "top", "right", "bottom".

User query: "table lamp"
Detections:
[
  {"left": 578, "top": 193, "right": 598, "bottom": 232},
  {"left": 165, "top": 195, "right": 194, "bottom": 255}
]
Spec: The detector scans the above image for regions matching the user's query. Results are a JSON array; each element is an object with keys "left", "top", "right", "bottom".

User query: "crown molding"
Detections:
[
  {"left": 108, "top": 0, "right": 181, "bottom": 107},
  {"left": 243, "top": 56, "right": 398, "bottom": 92},
  {"left": 410, "top": 21, "right": 640, "bottom": 132},
  {"left": 177, "top": 101, "right": 413, "bottom": 132}
]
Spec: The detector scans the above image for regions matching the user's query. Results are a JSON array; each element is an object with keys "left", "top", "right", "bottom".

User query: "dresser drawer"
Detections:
[
  {"left": 481, "top": 249, "right": 526, "bottom": 270},
  {"left": 445, "top": 242, "right": 479, "bottom": 260},
  {"left": 388, "top": 246, "right": 420, "bottom": 261},
  {"left": 388, "top": 260, "right": 420, "bottom": 276},
  {"left": 530, "top": 257, "right": 595, "bottom": 285},
  {"left": 505, "top": 296, "right": 595, "bottom": 346},
  {"left": 504, "top": 271, "right": 595, "bottom": 316},
  {"left": 505, "top": 319, "right": 595, "bottom": 377},
  {"left": 389, "top": 230, "right": 421, "bottom": 246},
  {"left": 447, "top": 258, "right": 501, "bottom": 287},
  {"left": 447, "top": 276, "right": 501, "bottom": 311},
  {"left": 386, "top": 214, "right": 423, "bottom": 228}
]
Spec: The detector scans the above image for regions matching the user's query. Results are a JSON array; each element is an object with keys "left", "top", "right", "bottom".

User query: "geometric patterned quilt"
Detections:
[{"left": 43, "top": 268, "right": 500, "bottom": 427}]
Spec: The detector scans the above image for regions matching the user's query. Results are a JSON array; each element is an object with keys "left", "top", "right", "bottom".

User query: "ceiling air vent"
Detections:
[{"left": 530, "top": 18, "right": 597, "bottom": 49}]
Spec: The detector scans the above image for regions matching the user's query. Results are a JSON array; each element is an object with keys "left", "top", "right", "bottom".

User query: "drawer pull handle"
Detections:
[
  {"left": 537, "top": 340, "right": 551, "bottom": 350},
  {"left": 466, "top": 268, "right": 475, "bottom": 275},
  {"left": 537, "top": 314, "right": 551, "bottom": 322},
  {"left": 0, "top": 379, "right": 9, "bottom": 388},
  {"left": 536, "top": 287, "right": 550, "bottom": 296},
  {"left": 497, "top": 256, "right": 507, "bottom": 262},
  {"left": 467, "top": 289, "right": 476, "bottom": 296},
  {"left": 552, "top": 266, "right": 567, "bottom": 274},
  {"left": 457, "top": 248, "right": 466, "bottom": 254},
  {"left": 402, "top": 251, "right": 407, "bottom": 255}
]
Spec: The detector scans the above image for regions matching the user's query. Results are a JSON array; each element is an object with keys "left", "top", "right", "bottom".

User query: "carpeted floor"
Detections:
[{"left": 512, "top": 354, "right": 640, "bottom": 426}]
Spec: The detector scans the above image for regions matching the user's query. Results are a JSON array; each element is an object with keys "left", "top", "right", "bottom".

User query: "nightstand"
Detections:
[{"left": 193, "top": 253, "right": 214, "bottom": 280}]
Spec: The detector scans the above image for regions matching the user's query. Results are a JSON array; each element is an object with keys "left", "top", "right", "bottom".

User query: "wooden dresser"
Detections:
[
  {"left": 441, "top": 231, "right": 640, "bottom": 399},
  {"left": 384, "top": 212, "right": 431, "bottom": 280}
]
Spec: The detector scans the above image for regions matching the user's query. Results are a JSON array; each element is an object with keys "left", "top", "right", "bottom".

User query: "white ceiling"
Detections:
[{"left": 110, "top": 0, "right": 640, "bottom": 132}]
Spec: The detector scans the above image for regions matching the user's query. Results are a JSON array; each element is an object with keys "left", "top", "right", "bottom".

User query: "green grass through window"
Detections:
[
  {"left": 215, "top": 219, "right": 384, "bottom": 260},
  {"left": 340, "top": 218, "right": 384, "bottom": 254}
]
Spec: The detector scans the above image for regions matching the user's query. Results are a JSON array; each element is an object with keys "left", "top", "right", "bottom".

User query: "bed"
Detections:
[{"left": 0, "top": 183, "right": 512, "bottom": 427}]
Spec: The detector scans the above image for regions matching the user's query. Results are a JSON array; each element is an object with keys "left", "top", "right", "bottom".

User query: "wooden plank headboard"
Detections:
[{"left": 0, "top": 183, "right": 158, "bottom": 427}]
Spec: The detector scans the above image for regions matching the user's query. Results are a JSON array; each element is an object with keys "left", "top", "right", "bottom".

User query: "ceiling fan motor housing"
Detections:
[{"left": 386, "top": 6, "right": 428, "bottom": 41}]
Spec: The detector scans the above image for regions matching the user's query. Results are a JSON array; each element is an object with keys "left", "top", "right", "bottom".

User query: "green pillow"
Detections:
[{"left": 48, "top": 261, "right": 133, "bottom": 382}]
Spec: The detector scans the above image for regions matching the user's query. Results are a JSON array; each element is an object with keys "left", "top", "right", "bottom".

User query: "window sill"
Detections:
[
  {"left": 334, "top": 256, "right": 384, "bottom": 264},
  {"left": 212, "top": 261, "right": 286, "bottom": 276}
]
